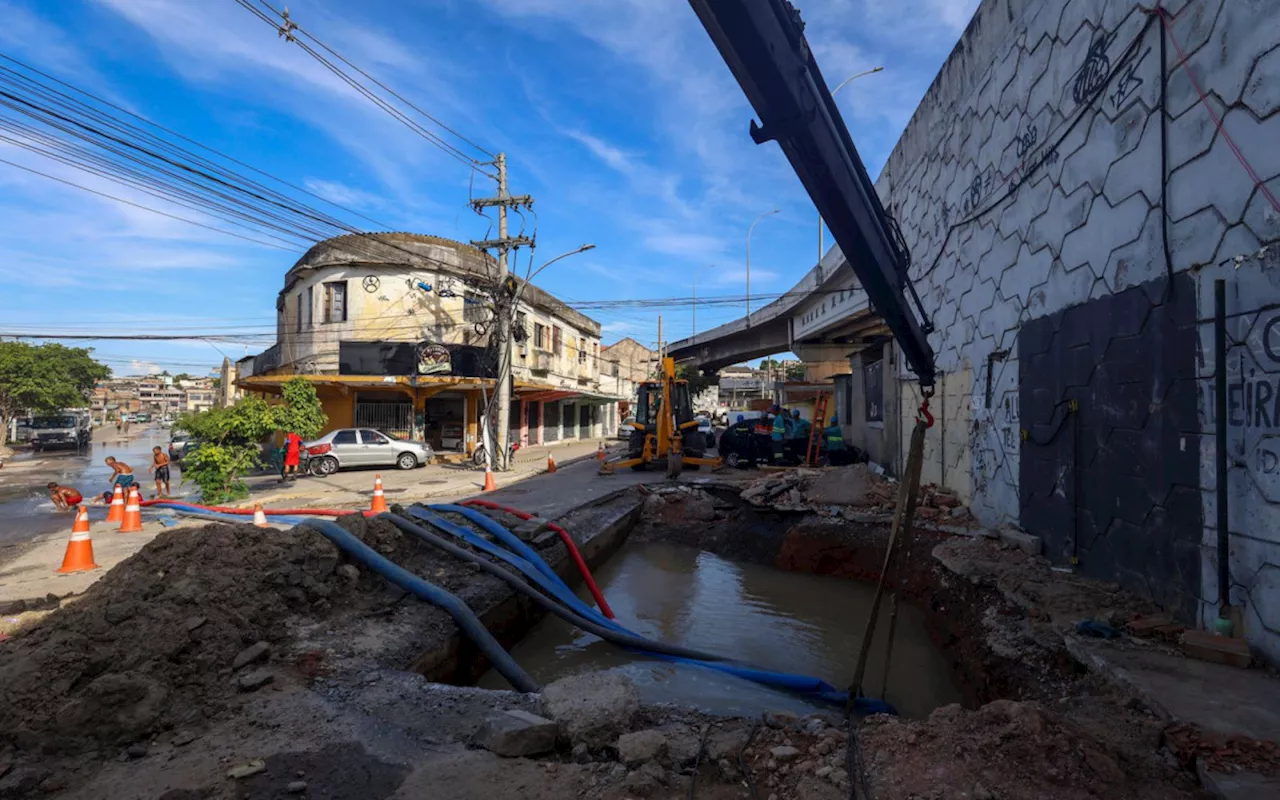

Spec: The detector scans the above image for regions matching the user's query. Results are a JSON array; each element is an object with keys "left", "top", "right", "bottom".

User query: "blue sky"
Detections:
[{"left": 0, "top": 0, "right": 978, "bottom": 376}]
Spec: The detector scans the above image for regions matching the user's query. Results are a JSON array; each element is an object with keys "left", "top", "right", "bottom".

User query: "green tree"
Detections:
[
  {"left": 0, "top": 342, "right": 109, "bottom": 449},
  {"left": 172, "top": 372, "right": 192, "bottom": 383},
  {"left": 274, "top": 378, "right": 327, "bottom": 440},
  {"left": 785, "top": 363, "right": 807, "bottom": 381},
  {"left": 675, "top": 364, "right": 718, "bottom": 397},
  {"left": 177, "top": 397, "right": 277, "bottom": 504},
  {"left": 758, "top": 358, "right": 780, "bottom": 372}
]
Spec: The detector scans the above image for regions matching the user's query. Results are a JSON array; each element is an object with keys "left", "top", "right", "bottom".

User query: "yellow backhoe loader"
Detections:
[{"left": 600, "top": 357, "right": 721, "bottom": 478}]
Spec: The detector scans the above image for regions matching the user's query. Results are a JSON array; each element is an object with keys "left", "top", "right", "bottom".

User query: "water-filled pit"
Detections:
[{"left": 478, "top": 539, "right": 962, "bottom": 718}]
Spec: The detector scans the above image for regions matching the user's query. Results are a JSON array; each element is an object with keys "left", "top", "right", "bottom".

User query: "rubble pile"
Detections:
[
  {"left": 860, "top": 699, "right": 1201, "bottom": 800},
  {"left": 1164, "top": 723, "right": 1280, "bottom": 777},
  {"left": 0, "top": 515, "right": 474, "bottom": 754},
  {"left": 739, "top": 464, "right": 977, "bottom": 526}
]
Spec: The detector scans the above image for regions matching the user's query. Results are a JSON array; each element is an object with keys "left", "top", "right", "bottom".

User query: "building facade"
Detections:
[
  {"left": 238, "top": 233, "right": 620, "bottom": 452},
  {"left": 826, "top": 0, "right": 1280, "bottom": 662}
]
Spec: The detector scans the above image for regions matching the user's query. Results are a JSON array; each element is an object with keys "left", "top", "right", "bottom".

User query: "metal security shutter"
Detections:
[
  {"left": 354, "top": 396, "right": 413, "bottom": 440},
  {"left": 544, "top": 401, "right": 561, "bottom": 442}
]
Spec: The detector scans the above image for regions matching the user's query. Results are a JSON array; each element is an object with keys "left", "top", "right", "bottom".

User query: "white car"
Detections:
[
  {"left": 694, "top": 416, "right": 716, "bottom": 449},
  {"left": 303, "top": 428, "right": 433, "bottom": 474}
]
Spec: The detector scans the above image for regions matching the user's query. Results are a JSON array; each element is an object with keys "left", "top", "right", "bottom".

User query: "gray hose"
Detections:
[
  {"left": 300, "top": 519, "right": 537, "bottom": 693},
  {"left": 381, "top": 513, "right": 732, "bottom": 663}
]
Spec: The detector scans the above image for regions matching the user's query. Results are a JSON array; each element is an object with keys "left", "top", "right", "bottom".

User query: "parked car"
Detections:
[
  {"left": 29, "top": 411, "right": 91, "bottom": 452},
  {"left": 716, "top": 416, "right": 807, "bottom": 468},
  {"left": 694, "top": 415, "right": 716, "bottom": 449},
  {"left": 169, "top": 432, "right": 196, "bottom": 463},
  {"left": 617, "top": 416, "right": 636, "bottom": 440},
  {"left": 303, "top": 428, "right": 433, "bottom": 475}
]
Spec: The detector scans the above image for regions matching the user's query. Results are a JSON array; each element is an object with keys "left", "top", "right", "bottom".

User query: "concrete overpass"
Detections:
[{"left": 667, "top": 247, "right": 889, "bottom": 372}]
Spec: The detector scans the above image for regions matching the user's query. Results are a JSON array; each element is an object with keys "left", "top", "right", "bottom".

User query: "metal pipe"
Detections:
[
  {"left": 1214, "top": 278, "right": 1230, "bottom": 612},
  {"left": 746, "top": 209, "right": 779, "bottom": 325}
]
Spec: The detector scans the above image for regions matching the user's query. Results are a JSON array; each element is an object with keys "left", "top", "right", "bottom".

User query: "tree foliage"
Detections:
[
  {"left": 675, "top": 364, "right": 718, "bottom": 397},
  {"left": 176, "top": 380, "right": 327, "bottom": 504},
  {"left": 0, "top": 342, "right": 109, "bottom": 448},
  {"left": 274, "top": 378, "right": 327, "bottom": 440},
  {"left": 785, "top": 363, "right": 807, "bottom": 381},
  {"left": 177, "top": 397, "right": 278, "bottom": 504}
]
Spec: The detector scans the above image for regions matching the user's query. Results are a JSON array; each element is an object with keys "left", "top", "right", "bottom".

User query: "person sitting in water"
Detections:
[
  {"left": 105, "top": 456, "right": 135, "bottom": 496},
  {"left": 48, "top": 482, "right": 83, "bottom": 512}
]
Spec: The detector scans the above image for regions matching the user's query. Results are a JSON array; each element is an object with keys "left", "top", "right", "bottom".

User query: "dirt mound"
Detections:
[
  {"left": 0, "top": 514, "right": 482, "bottom": 754},
  {"left": 860, "top": 699, "right": 1200, "bottom": 800}
]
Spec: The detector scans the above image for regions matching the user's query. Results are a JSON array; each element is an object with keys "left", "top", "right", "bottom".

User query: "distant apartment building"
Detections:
[{"left": 238, "top": 233, "right": 622, "bottom": 452}]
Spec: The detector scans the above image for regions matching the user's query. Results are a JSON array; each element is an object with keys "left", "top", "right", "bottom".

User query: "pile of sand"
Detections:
[{"left": 0, "top": 514, "right": 486, "bottom": 754}]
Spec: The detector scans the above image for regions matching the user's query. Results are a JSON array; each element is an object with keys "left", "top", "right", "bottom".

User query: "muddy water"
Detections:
[{"left": 479, "top": 541, "right": 961, "bottom": 718}]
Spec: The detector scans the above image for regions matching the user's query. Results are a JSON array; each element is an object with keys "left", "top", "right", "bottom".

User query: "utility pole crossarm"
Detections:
[
  {"left": 470, "top": 194, "right": 533, "bottom": 210},
  {"left": 470, "top": 236, "right": 533, "bottom": 250}
]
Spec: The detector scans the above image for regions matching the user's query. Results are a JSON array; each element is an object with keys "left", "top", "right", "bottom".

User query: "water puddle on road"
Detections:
[{"left": 478, "top": 541, "right": 962, "bottom": 718}]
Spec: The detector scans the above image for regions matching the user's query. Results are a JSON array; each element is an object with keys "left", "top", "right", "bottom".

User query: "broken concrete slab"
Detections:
[
  {"left": 1067, "top": 638, "right": 1280, "bottom": 743},
  {"left": 540, "top": 671, "right": 640, "bottom": 749},
  {"left": 998, "top": 527, "right": 1042, "bottom": 555},
  {"left": 804, "top": 465, "right": 876, "bottom": 505},
  {"left": 473, "top": 709, "right": 558, "bottom": 758},
  {"left": 236, "top": 669, "right": 274, "bottom": 692}
]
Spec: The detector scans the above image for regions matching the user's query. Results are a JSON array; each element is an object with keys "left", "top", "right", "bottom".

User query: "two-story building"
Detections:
[{"left": 237, "top": 233, "right": 622, "bottom": 453}]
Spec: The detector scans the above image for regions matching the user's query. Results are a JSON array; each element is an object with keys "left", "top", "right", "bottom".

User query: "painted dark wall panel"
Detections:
[{"left": 1019, "top": 275, "right": 1201, "bottom": 620}]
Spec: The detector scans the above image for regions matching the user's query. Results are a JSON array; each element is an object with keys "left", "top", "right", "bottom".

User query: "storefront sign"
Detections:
[{"left": 417, "top": 343, "right": 452, "bottom": 375}]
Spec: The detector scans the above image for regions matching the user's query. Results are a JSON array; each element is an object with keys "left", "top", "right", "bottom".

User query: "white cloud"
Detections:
[{"left": 302, "top": 179, "right": 387, "bottom": 210}]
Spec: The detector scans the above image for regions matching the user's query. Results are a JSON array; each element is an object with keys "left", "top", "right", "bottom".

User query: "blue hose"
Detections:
[
  {"left": 432, "top": 504, "right": 570, "bottom": 593},
  {"left": 150, "top": 502, "right": 313, "bottom": 527},
  {"left": 299, "top": 520, "right": 538, "bottom": 693},
  {"left": 402, "top": 508, "right": 882, "bottom": 711},
  {"left": 403, "top": 506, "right": 602, "bottom": 623}
]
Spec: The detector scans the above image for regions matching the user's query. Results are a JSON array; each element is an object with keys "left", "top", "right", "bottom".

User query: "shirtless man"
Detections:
[
  {"left": 151, "top": 446, "right": 171, "bottom": 498},
  {"left": 48, "top": 482, "right": 83, "bottom": 512},
  {"left": 105, "top": 456, "right": 135, "bottom": 497}
]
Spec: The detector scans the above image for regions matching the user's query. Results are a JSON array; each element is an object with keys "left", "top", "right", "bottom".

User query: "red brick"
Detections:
[
  {"left": 1126, "top": 615, "right": 1174, "bottom": 637},
  {"left": 1180, "top": 629, "right": 1253, "bottom": 668}
]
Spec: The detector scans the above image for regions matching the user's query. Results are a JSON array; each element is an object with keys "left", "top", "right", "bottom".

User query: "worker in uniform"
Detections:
[
  {"left": 770, "top": 404, "right": 787, "bottom": 464},
  {"left": 824, "top": 415, "right": 846, "bottom": 464}
]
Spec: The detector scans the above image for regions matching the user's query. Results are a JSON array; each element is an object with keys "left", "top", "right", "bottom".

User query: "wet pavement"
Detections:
[
  {"left": 479, "top": 540, "right": 962, "bottom": 718},
  {"left": 0, "top": 424, "right": 192, "bottom": 545}
]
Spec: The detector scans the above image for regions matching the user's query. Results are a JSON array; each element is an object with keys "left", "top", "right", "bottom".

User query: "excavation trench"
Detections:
[{"left": 415, "top": 483, "right": 1032, "bottom": 719}]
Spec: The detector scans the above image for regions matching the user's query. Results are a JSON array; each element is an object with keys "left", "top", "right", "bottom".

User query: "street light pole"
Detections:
[
  {"left": 819, "top": 66, "right": 884, "bottom": 262},
  {"left": 746, "top": 209, "right": 779, "bottom": 326}
]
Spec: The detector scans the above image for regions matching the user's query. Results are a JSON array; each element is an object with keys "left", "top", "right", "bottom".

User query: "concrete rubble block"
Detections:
[
  {"left": 622, "top": 761, "right": 667, "bottom": 797},
  {"left": 663, "top": 729, "right": 703, "bottom": 767},
  {"left": 335, "top": 564, "right": 360, "bottom": 584},
  {"left": 763, "top": 710, "right": 800, "bottom": 730},
  {"left": 474, "top": 709, "right": 559, "bottom": 758},
  {"left": 998, "top": 527, "right": 1042, "bottom": 555},
  {"left": 540, "top": 671, "right": 640, "bottom": 749},
  {"left": 236, "top": 669, "right": 274, "bottom": 692},
  {"left": 1180, "top": 630, "right": 1253, "bottom": 668},
  {"left": 770, "top": 745, "right": 801, "bottom": 762},
  {"left": 803, "top": 465, "right": 877, "bottom": 506},
  {"left": 616, "top": 729, "right": 667, "bottom": 766},
  {"left": 232, "top": 641, "right": 271, "bottom": 670},
  {"left": 707, "top": 728, "right": 748, "bottom": 762}
]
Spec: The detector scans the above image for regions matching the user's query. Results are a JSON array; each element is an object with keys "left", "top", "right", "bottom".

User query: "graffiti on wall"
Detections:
[
  {"left": 1110, "top": 46, "right": 1151, "bottom": 109},
  {"left": 1071, "top": 30, "right": 1116, "bottom": 105}
]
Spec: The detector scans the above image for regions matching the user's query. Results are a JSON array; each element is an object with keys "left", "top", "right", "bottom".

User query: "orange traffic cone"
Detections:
[
  {"left": 547, "top": 453, "right": 557, "bottom": 473},
  {"left": 253, "top": 504, "right": 269, "bottom": 527},
  {"left": 105, "top": 484, "right": 125, "bottom": 523},
  {"left": 483, "top": 465, "right": 497, "bottom": 492},
  {"left": 57, "top": 507, "right": 99, "bottom": 573},
  {"left": 370, "top": 474, "right": 389, "bottom": 513},
  {"left": 596, "top": 442, "right": 606, "bottom": 460},
  {"left": 118, "top": 486, "right": 143, "bottom": 533}
]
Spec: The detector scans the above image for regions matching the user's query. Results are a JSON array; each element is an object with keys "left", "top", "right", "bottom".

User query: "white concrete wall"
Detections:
[{"left": 864, "top": 0, "right": 1280, "bottom": 659}]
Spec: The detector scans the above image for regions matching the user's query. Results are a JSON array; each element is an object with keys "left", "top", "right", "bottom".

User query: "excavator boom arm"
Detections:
[{"left": 686, "top": 0, "right": 936, "bottom": 387}]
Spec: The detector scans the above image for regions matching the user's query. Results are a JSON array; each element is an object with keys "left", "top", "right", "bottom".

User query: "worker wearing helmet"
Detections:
[
  {"left": 825, "top": 415, "right": 845, "bottom": 453},
  {"left": 770, "top": 404, "right": 786, "bottom": 464}
]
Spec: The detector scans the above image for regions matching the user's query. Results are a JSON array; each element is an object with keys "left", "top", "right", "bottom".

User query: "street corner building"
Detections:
[
  {"left": 235, "top": 232, "right": 624, "bottom": 454},
  {"left": 668, "top": 0, "right": 1280, "bottom": 666}
]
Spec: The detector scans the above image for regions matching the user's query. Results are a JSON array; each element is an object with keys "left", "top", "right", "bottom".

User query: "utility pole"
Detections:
[
  {"left": 470, "top": 153, "right": 532, "bottom": 471},
  {"left": 657, "top": 315, "right": 663, "bottom": 369}
]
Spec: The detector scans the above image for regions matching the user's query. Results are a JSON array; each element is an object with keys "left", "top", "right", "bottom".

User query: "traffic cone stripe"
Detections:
[
  {"left": 253, "top": 504, "right": 269, "bottom": 527},
  {"left": 483, "top": 466, "right": 497, "bottom": 492},
  {"left": 118, "top": 486, "right": 143, "bottom": 533},
  {"left": 106, "top": 484, "right": 125, "bottom": 523},
  {"left": 370, "top": 474, "right": 389, "bottom": 514},
  {"left": 57, "top": 507, "right": 100, "bottom": 573},
  {"left": 547, "top": 454, "right": 557, "bottom": 474}
]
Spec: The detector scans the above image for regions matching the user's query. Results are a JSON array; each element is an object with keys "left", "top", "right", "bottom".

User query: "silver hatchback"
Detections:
[{"left": 303, "top": 428, "right": 433, "bottom": 474}]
